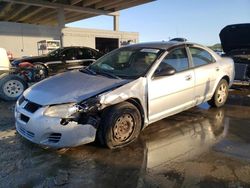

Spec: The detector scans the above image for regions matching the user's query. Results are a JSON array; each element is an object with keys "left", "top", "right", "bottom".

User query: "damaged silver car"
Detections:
[{"left": 15, "top": 41, "right": 235, "bottom": 149}]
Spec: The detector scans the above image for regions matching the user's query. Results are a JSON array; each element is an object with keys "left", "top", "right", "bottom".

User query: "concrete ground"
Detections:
[{"left": 0, "top": 89, "right": 250, "bottom": 188}]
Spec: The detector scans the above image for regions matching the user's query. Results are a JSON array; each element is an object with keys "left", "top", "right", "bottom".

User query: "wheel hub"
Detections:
[
  {"left": 11, "top": 85, "right": 17, "bottom": 91},
  {"left": 113, "top": 114, "right": 135, "bottom": 142},
  {"left": 3, "top": 80, "right": 24, "bottom": 97}
]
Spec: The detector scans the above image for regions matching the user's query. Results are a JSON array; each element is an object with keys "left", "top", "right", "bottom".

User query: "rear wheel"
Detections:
[
  {"left": 208, "top": 79, "right": 229, "bottom": 107},
  {"left": 98, "top": 102, "right": 142, "bottom": 149},
  {"left": 0, "top": 74, "right": 28, "bottom": 101}
]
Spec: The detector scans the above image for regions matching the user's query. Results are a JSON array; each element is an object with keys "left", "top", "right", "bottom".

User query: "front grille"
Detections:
[
  {"left": 24, "top": 101, "right": 41, "bottom": 113},
  {"left": 235, "top": 63, "right": 249, "bottom": 80},
  {"left": 20, "top": 114, "right": 30, "bottom": 123},
  {"left": 18, "top": 126, "right": 35, "bottom": 139},
  {"left": 18, "top": 96, "right": 42, "bottom": 113},
  {"left": 48, "top": 133, "right": 62, "bottom": 143}
]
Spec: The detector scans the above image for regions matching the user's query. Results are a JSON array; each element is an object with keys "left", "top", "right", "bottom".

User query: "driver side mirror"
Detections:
[{"left": 154, "top": 65, "right": 176, "bottom": 78}]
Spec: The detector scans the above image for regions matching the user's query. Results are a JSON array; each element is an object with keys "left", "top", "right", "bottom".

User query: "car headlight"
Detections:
[{"left": 44, "top": 103, "right": 79, "bottom": 118}]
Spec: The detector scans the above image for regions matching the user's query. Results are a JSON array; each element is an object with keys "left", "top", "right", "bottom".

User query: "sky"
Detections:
[{"left": 67, "top": 0, "right": 250, "bottom": 46}]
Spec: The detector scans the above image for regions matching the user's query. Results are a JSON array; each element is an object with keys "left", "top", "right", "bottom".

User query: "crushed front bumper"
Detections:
[{"left": 15, "top": 98, "right": 97, "bottom": 148}]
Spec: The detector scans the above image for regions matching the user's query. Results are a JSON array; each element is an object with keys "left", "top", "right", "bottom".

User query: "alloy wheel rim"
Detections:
[
  {"left": 113, "top": 114, "right": 135, "bottom": 142},
  {"left": 3, "top": 80, "right": 24, "bottom": 97},
  {"left": 217, "top": 83, "right": 227, "bottom": 103}
]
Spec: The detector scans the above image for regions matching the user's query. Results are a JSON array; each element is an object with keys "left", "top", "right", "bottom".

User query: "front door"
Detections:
[{"left": 148, "top": 47, "right": 195, "bottom": 124}]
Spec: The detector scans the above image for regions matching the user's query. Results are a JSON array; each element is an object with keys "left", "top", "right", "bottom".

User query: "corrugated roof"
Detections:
[{"left": 0, "top": 0, "right": 154, "bottom": 25}]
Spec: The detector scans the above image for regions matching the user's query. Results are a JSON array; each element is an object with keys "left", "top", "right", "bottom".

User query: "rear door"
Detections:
[
  {"left": 148, "top": 46, "right": 195, "bottom": 123},
  {"left": 187, "top": 46, "right": 219, "bottom": 104},
  {"left": 62, "top": 48, "right": 82, "bottom": 71}
]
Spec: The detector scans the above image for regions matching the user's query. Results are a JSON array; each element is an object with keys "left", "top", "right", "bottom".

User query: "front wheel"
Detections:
[
  {"left": 97, "top": 102, "right": 142, "bottom": 149},
  {"left": 208, "top": 79, "right": 229, "bottom": 107},
  {"left": 0, "top": 74, "right": 28, "bottom": 101}
]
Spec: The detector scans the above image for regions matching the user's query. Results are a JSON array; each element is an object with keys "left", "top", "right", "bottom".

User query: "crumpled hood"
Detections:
[
  {"left": 220, "top": 23, "right": 250, "bottom": 54},
  {"left": 24, "top": 70, "right": 129, "bottom": 105}
]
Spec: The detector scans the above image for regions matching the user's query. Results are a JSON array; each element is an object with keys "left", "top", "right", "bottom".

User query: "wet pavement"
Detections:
[{"left": 0, "top": 89, "right": 250, "bottom": 188}]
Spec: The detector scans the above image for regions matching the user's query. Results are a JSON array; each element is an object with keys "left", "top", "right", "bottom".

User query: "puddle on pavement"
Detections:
[
  {"left": 198, "top": 102, "right": 211, "bottom": 110},
  {"left": 142, "top": 106, "right": 229, "bottom": 169},
  {"left": 198, "top": 178, "right": 250, "bottom": 188}
]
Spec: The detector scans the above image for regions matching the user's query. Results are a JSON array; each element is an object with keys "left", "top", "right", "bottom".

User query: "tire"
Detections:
[
  {"left": 33, "top": 64, "right": 48, "bottom": 81},
  {"left": 97, "top": 102, "right": 142, "bottom": 149},
  {"left": 0, "top": 74, "right": 28, "bottom": 101},
  {"left": 208, "top": 79, "right": 229, "bottom": 107}
]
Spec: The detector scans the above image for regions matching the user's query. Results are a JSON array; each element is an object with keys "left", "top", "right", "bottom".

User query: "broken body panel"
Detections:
[{"left": 15, "top": 73, "right": 147, "bottom": 148}]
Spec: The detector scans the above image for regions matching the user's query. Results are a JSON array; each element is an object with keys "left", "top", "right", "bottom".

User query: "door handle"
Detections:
[
  {"left": 185, "top": 75, "right": 192, "bottom": 80},
  {"left": 216, "top": 67, "right": 220, "bottom": 71}
]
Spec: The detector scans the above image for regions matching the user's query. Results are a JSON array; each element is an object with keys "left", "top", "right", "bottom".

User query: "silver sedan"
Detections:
[{"left": 15, "top": 41, "right": 235, "bottom": 149}]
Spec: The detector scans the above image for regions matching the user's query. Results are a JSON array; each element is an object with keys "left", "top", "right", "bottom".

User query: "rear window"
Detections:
[{"left": 189, "top": 47, "right": 215, "bottom": 67}]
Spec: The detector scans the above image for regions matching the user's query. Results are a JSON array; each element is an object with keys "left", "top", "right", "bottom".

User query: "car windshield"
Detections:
[
  {"left": 88, "top": 47, "right": 162, "bottom": 79},
  {"left": 47, "top": 48, "right": 63, "bottom": 57}
]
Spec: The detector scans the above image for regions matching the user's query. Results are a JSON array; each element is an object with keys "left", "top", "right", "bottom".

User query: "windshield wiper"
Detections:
[
  {"left": 80, "top": 67, "right": 96, "bottom": 75},
  {"left": 80, "top": 67, "right": 120, "bottom": 79},
  {"left": 95, "top": 70, "right": 121, "bottom": 79}
]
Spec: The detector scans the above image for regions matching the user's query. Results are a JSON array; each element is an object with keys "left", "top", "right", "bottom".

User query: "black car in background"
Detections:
[
  {"left": 220, "top": 24, "right": 250, "bottom": 85},
  {"left": 12, "top": 46, "right": 103, "bottom": 81}
]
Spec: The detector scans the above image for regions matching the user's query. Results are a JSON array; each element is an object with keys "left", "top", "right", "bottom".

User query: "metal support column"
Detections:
[
  {"left": 57, "top": 7, "right": 65, "bottom": 47},
  {"left": 113, "top": 13, "right": 119, "bottom": 31}
]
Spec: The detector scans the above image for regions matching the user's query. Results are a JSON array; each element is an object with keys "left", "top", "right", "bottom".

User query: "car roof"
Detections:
[
  {"left": 60, "top": 46, "right": 97, "bottom": 50},
  {"left": 125, "top": 41, "right": 203, "bottom": 50}
]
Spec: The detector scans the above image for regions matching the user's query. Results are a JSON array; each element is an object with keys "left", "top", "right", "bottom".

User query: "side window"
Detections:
[
  {"left": 157, "top": 48, "right": 189, "bottom": 73},
  {"left": 189, "top": 47, "right": 215, "bottom": 67},
  {"left": 78, "top": 48, "right": 93, "bottom": 59},
  {"left": 90, "top": 50, "right": 101, "bottom": 59},
  {"left": 95, "top": 50, "right": 103, "bottom": 59},
  {"left": 76, "top": 49, "right": 84, "bottom": 59},
  {"left": 61, "top": 49, "right": 76, "bottom": 60}
]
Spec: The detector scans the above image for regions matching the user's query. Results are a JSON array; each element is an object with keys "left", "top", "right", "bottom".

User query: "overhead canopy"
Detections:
[{"left": 0, "top": 0, "right": 154, "bottom": 25}]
